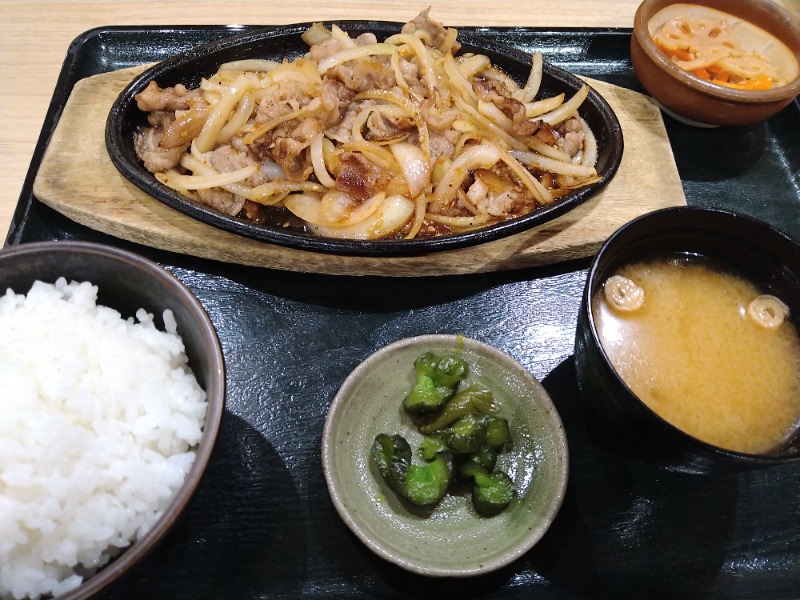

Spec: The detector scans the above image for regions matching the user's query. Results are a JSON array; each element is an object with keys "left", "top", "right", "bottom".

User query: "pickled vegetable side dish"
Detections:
[{"left": 371, "top": 352, "right": 516, "bottom": 516}]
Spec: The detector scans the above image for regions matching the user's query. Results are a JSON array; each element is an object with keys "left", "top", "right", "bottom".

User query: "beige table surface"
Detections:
[{"left": 1, "top": 0, "right": 797, "bottom": 240}]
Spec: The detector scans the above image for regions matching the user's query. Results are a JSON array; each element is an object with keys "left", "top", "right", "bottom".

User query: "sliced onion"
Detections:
[
  {"left": 439, "top": 27, "right": 459, "bottom": 53},
  {"left": 522, "top": 138, "right": 572, "bottom": 162},
  {"left": 161, "top": 103, "right": 209, "bottom": 148},
  {"left": 169, "top": 162, "right": 257, "bottom": 190},
  {"left": 344, "top": 191, "right": 389, "bottom": 224},
  {"left": 524, "top": 94, "right": 565, "bottom": 118},
  {"left": 155, "top": 169, "right": 196, "bottom": 199},
  {"left": 578, "top": 116, "right": 598, "bottom": 168},
  {"left": 355, "top": 89, "right": 430, "bottom": 159},
  {"left": 442, "top": 53, "right": 480, "bottom": 105},
  {"left": 301, "top": 22, "right": 332, "bottom": 47},
  {"left": 498, "top": 148, "right": 555, "bottom": 205},
  {"left": 310, "top": 132, "right": 337, "bottom": 188},
  {"left": 267, "top": 57, "right": 323, "bottom": 86},
  {"left": 477, "top": 66, "right": 521, "bottom": 94},
  {"left": 390, "top": 142, "right": 431, "bottom": 198},
  {"left": 261, "top": 160, "right": 285, "bottom": 181},
  {"left": 248, "top": 181, "right": 326, "bottom": 206},
  {"left": 316, "top": 43, "right": 397, "bottom": 74},
  {"left": 474, "top": 169, "right": 516, "bottom": 193},
  {"left": 425, "top": 212, "right": 492, "bottom": 228},
  {"left": 430, "top": 142, "right": 503, "bottom": 211},
  {"left": 307, "top": 195, "right": 415, "bottom": 239},
  {"left": 539, "top": 84, "right": 589, "bottom": 125},
  {"left": 219, "top": 59, "right": 280, "bottom": 73},
  {"left": 331, "top": 24, "right": 357, "bottom": 49},
  {"left": 319, "top": 191, "right": 354, "bottom": 223},
  {"left": 384, "top": 33, "right": 437, "bottom": 96},
  {"left": 478, "top": 100, "right": 514, "bottom": 131},
  {"left": 453, "top": 97, "right": 527, "bottom": 151},
  {"left": 405, "top": 195, "right": 428, "bottom": 239},
  {"left": 217, "top": 91, "right": 254, "bottom": 144},
  {"left": 514, "top": 51, "right": 543, "bottom": 103},
  {"left": 180, "top": 153, "right": 252, "bottom": 197},
  {"left": 285, "top": 191, "right": 388, "bottom": 227},
  {"left": 390, "top": 50, "right": 411, "bottom": 94},
  {"left": 320, "top": 190, "right": 386, "bottom": 225},
  {"left": 457, "top": 54, "right": 491, "bottom": 78},
  {"left": 195, "top": 74, "right": 257, "bottom": 152},
  {"left": 283, "top": 193, "right": 329, "bottom": 225},
  {"left": 340, "top": 141, "right": 398, "bottom": 171},
  {"left": 509, "top": 150, "right": 596, "bottom": 178}
]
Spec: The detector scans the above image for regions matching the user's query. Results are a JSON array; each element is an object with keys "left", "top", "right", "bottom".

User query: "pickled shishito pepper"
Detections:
[
  {"left": 419, "top": 434, "right": 449, "bottom": 461},
  {"left": 371, "top": 433, "right": 411, "bottom": 495},
  {"left": 456, "top": 445, "right": 498, "bottom": 480},
  {"left": 442, "top": 413, "right": 487, "bottom": 454},
  {"left": 402, "top": 352, "right": 469, "bottom": 415},
  {"left": 434, "top": 414, "right": 509, "bottom": 456},
  {"left": 484, "top": 415, "right": 511, "bottom": 450},
  {"left": 472, "top": 470, "right": 515, "bottom": 517},
  {"left": 371, "top": 352, "right": 519, "bottom": 517},
  {"left": 417, "top": 382, "right": 495, "bottom": 434},
  {"left": 404, "top": 453, "right": 454, "bottom": 506},
  {"left": 372, "top": 433, "right": 453, "bottom": 506}
]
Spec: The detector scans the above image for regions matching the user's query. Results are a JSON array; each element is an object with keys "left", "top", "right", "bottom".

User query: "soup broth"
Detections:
[{"left": 593, "top": 254, "right": 800, "bottom": 454}]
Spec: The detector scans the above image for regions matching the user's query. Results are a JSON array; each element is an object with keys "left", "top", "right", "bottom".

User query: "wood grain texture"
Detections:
[{"left": 33, "top": 65, "right": 685, "bottom": 276}]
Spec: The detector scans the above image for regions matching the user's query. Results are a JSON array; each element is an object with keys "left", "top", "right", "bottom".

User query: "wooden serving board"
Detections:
[{"left": 33, "top": 65, "right": 685, "bottom": 276}]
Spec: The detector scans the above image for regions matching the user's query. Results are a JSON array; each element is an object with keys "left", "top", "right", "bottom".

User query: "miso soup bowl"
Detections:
[
  {"left": 631, "top": 0, "right": 800, "bottom": 126},
  {"left": 574, "top": 207, "right": 800, "bottom": 471}
]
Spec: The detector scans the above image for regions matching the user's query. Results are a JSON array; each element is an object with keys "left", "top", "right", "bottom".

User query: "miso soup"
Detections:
[{"left": 593, "top": 253, "right": 800, "bottom": 454}]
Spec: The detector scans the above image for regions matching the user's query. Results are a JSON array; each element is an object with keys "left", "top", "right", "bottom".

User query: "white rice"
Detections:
[{"left": 0, "top": 278, "right": 208, "bottom": 600}]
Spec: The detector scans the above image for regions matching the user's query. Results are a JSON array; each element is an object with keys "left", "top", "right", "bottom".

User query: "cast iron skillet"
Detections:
[{"left": 106, "top": 22, "right": 624, "bottom": 257}]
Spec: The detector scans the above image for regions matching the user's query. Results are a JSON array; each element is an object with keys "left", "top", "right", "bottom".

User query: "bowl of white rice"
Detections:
[{"left": 0, "top": 241, "right": 225, "bottom": 600}]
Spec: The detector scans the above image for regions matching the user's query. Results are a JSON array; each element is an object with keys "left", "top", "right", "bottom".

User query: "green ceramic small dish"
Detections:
[{"left": 321, "top": 334, "right": 569, "bottom": 577}]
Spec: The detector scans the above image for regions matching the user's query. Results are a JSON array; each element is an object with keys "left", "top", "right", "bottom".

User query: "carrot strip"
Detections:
[{"left": 718, "top": 75, "right": 774, "bottom": 90}]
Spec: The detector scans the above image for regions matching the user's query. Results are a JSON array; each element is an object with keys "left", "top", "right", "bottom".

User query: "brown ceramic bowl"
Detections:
[{"left": 631, "top": 0, "right": 800, "bottom": 126}]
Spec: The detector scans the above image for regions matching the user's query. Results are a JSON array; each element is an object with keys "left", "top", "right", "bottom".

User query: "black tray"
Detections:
[{"left": 6, "top": 26, "right": 800, "bottom": 600}]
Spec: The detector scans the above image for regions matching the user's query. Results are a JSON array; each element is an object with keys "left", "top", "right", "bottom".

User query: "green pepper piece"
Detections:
[
  {"left": 371, "top": 433, "right": 411, "bottom": 495},
  {"left": 458, "top": 461, "right": 488, "bottom": 481},
  {"left": 419, "top": 434, "right": 449, "bottom": 461},
  {"left": 443, "top": 413, "right": 487, "bottom": 454},
  {"left": 431, "top": 355, "right": 469, "bottom": 388},
  {"left": 403, "top": 453, "right": 453, "bottom": 506},
  {"left": 402, "top": 352, "right": 469, "bottom": 415},
  {"left": 456, "top": 445, "right": 498, "bottom": 480},
  {"left": 472, "top": 470, "right": 515, "bottom": 517},
  {"left": 418, "top": 382, "right": 494, "bottom": 434},
  {"left": 484, "top": 415, "right": 511, "bottom": 450}
]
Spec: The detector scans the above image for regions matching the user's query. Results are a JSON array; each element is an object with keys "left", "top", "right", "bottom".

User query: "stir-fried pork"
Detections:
[{"left": 131, "top": 10, "right": 600, "bottom": 239}]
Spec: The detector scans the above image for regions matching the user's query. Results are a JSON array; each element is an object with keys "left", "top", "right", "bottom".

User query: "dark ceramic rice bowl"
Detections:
[{"left": 0, "top": 241, "right": 225, "bottom": 599}]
